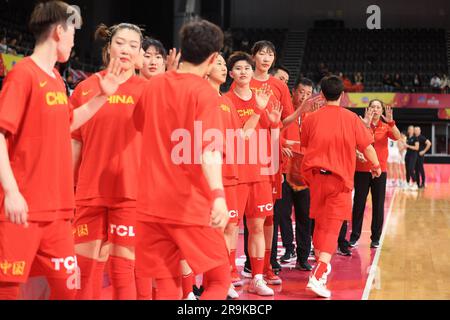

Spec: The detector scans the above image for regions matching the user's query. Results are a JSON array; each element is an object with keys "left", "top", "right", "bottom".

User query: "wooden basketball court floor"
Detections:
[{"left": 231, "top": 182, "right": 450, "bottom": 300}]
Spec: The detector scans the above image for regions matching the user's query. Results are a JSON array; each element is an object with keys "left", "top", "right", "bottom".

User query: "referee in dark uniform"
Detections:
[
  {"left": 414, "top": 126, "right": 432, "bottom": 188},
  {"left": 405, "top": 125, "right": 420, "bottom": 189}
]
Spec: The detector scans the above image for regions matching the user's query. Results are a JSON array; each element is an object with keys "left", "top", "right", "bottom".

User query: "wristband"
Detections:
[
  {"left": 387, "top": 120, "right": 396, "bottom": 127},
  {"left": 270, "top": 121, "right": 280, "bottom": 129},
  {"left": 371, "top": 164, "right": 381, "bottom": 171},
  {"left": 211, "top": 189, "right": 226, "bottom": 201},
  {"left": 254, "top": 107, "right": 264, "bottom": 116}
]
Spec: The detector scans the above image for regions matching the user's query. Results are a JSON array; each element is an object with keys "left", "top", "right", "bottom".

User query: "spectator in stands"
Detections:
[
  {"left": 6, "top": 37, "right": 18, "bottom": 55},
  {"left": 393, "top": 73, "right": 403, "bottom": 92},
  {"left": 339, "top": 72, "right": 354, "bottom": 92},
  {"left": 0, "top": 37, "right": 7, "bottom": 53},
  {"left": 412, "top": 74, "right": 422, "bottom": 92},
  {"left": 430, "top": 73, "right": 442, "bottom": 93},
  {"left": 440, "top": 74, "right": 450, "bottom": 94},
  {"left": 353, "top": 72, "right": 364, "bottom": 92},
  {"left": 271, "top": 65, "right": 290, "bottom": 85},
  {"left": 383, "top": 73, "right": 394, "bottom": 92}
]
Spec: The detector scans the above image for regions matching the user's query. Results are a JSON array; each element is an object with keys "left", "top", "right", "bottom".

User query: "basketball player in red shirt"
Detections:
[
  {"left": 207, "top": 53, "right": 281, "bottom": 298},
  {"left": 133, "top": 20, "right": 231, "bottom": 300},
  {"left": 300, "top": 76, "right": 381, "bottom": 298},
  {"left": 225, "top": 51, "right": 282, "bottom": 296},
  {"left": 0, "top": 1, "right": 124, "bottom": 300},
  {"left": 238, "top": 41, "right": 296, "bottom": 277},
  {"left": 140, "top": 37, "right": 180, "bottom": 80},
  {"left": 71, "top": 23, "right": 148, "bottom": 300}
]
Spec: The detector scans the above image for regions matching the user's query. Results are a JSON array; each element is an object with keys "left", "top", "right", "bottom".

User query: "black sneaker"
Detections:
[
  {"left": 370, "top": 241, "right": 380, "bottom": 248},
  {"left": 280, "top": 251, "right": 297, "bottom": 263},
  {"left": 193, "top": 285, "right": 204, "bottom": 299},
  {"left": 241, "top": 265, "right": 252, "bottom": 279},
  {"left": 337, "top": 244, "right": 352, "bottom": 256},
  {"left": 348, "top": 240, "right": 359, "bottom": 247},
  {"left": 271, "top": 259, "right": 282, "bottom": 275},
  {"left": 295, "top": 260, "right": 313, "bottom": 271}
]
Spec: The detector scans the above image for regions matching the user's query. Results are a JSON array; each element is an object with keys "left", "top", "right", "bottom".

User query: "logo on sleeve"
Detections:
[{"left": 82, "top": 90, "right": 92, "bottom": 96}]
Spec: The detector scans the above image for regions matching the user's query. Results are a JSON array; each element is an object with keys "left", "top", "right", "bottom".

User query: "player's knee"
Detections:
[{"left": 264, "top": 215, "right": 274, "bottom": 227}]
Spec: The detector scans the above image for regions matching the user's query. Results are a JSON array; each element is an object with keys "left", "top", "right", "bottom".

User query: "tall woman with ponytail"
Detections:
[
  {"left": 71, "top": 23, "right": 148, "bottom": 300},
  {"left": 0, "top": 1, "right": 124, "bottom": 300}
]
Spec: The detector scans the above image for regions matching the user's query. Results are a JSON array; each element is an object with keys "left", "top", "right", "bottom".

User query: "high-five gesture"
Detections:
[
  {"left": 255, "top": 83, "right": 272, "bottom": 110},
  {"left": 98, "top": 58, "right": 125, "bottom": 96},
  {"left": 167, "top": 48, "right": 181, "bottom": 71},
  {"left": 267, "top": 100, "right": 283, "bottom": 125},
  {"left": 360, "top": 107, "right": 374, "bottom": 127},
  {"left": 381, "top": 104, "right": 394, "bottom": 123}
]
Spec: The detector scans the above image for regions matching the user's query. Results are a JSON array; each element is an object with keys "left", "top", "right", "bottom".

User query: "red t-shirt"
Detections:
[
  {"left": 71, "top": 73, "right": 147, "bottom": 206},
  {"left": 250, "top": 76, "right": 300, "bottom": 172},
  {"left": 0, "top": 57, "right": 74, "bottom": 221},
  {"left": 218, "top": 94, "right": 241, "bottom": 187},
  {"left": 225, "top": 89, "right": 277, "bottom": 184},
  {"left": 356, "top": 121, "right": 397, "bottom": 173},
  {"left": 133, "top": 71, "right": 225, "bottom": 227},
  {"left": 300, "top": 105, "right": 373, "bottom": 190}
]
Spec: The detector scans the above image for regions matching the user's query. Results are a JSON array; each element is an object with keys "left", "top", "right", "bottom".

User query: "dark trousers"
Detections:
[
  {"left": 271, "top": 181, "right": 312, "bottom": 263},
  {"left": 243, "top": 180, "right": 312, "bottom": 266},
  {"left": 350, "top": 172, "right": 387, "bottom": 243},
  {"left": 405, "top": 153, "right": 418, "bottom": 184},
  {"left": 415, "top": 155, "right": 426, "bottom": 187}
]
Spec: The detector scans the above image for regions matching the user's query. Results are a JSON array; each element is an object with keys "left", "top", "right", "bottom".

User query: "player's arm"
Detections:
[
  {"left": 201, "top": 150, "right": 229, "bottom": 230},
  {"left": 382, "top": 105, "right": 402, "bottom": 140},
  {"left": 70, "top": 58, "right": 124, "bottom": 132},
  {"left": 0, "top": 130, "right": 28, "bottom": 226},
  {"left": 71, "top": 139, "right": 82, "bottom": 186}
]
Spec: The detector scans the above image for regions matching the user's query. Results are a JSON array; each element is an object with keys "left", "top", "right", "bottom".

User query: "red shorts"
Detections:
[
  {"left": 135, "top": 221, "right": 229, "bottom": 279},
  {"left": 313, "top": 216, "right": 344, "bottom": 254},
  {"left": 309, "top": 170, "right": 352, "bottom": 220},
  {"left": 73, "top": 206, "right": 136, "bottom": 247},
  {"left": 225, "top": 185, "right": 239, "bottom": 225},
  {"left": 236, "top": 181, "right": 274, "bottom": 220},
  {"left": 0, "top": 219, "right": 76, "bottom": 284}
]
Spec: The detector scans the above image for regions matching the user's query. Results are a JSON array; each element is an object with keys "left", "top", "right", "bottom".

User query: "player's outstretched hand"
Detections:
[
  {"left": 210, "top": 197, "right": 229, "bottom": 230},
  {"left": 4, "top": 190, "right": 29, "bottom": 227},
  {"left": 98, "top": 58, "right": 124, "bottom": 96},
  {"left": 255, "top": 83, "right": 272, "bottom": 110},
  {"left": 267, "top": 100, "right": 283, "bottom": 125},
  {"left": 167, "top": 48, "right": 181, "bottom": 71},
  {"left": 381, "top": 104, "right": 394, "bottom": 123},
  {"left": 360, "top": 107, "right": 374, "bottom": 127}
]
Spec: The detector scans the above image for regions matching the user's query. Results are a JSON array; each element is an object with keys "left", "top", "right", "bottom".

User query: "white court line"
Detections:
[{"left": 361, "top": 188, "right": 398, "bottom": 300}]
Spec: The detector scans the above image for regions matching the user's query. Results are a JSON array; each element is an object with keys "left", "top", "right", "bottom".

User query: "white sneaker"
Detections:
[
  {"left": 227, "top": 285, "right": 239, "bottom": 299},
  {"left": 184, "top": 292, "right": 197, "bottom": 300},
  {"left": 307, "top": 263, "right": 331, "bottom": 288},
  {"left": 241, "top": 269, "right": 252, "bottom": 279},
  {"left": 307, "top": 276, "right": 331, "bottom": 298},
  {"left": 248, "top": 278, "right": 274, "bottom": 296}
]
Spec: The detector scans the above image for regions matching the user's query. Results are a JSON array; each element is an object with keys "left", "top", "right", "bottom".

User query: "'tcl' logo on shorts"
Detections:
[
  {"left": 51, "top": 256, "right": 78, "bottom": 271},
  {"left": 110, "top": 224, "right": 136, "bottom": 237},
  {"left": 257, "top": 203, "right": 274, "bottom": 213},
  {"left": 229, "top": 210, "right": 238, "bottom": 218}
]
